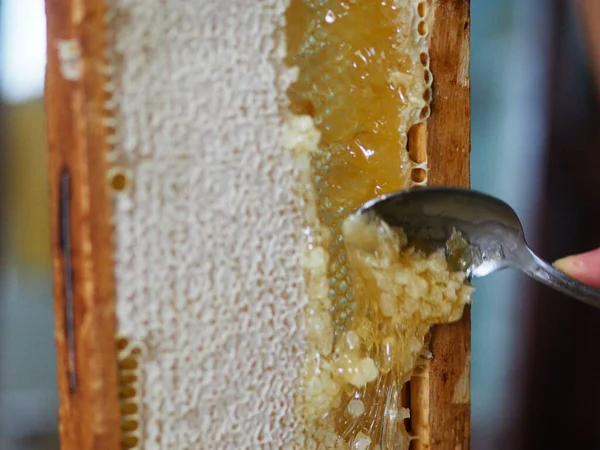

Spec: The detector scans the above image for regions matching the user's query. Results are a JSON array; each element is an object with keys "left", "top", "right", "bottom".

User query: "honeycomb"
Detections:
[
  {"left": 286, "top": 0, "right": 433, "bottom": 336},
  {"left": 116, "top": 336, "right": 143, "bottom": 450},
  {"left": 284, "top": 0, "right": 472, "bottom": 448},
  {"left": 100, "top": 0, "right": 469, "bottom": 446}
]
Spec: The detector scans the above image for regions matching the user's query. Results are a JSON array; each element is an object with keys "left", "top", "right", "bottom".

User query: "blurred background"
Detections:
[
  {"left": 0, "top": 0, "right": 58, "bottom": 449},
  {"left": 0, "top": 0, "right": 598, "bottom": 449}
]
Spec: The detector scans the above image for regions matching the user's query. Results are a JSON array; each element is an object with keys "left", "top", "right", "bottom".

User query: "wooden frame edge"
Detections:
[
  {"left": 45, "top": 0, "right": 121, "bottom": 449},
  {"left": 411, "top": 0, "right": 471, "bottom": 448},
  {"left": 429, "top": 0, "right": 471, "bottom": 446}
]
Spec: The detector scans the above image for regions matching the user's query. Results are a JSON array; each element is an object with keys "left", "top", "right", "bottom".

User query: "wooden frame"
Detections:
[
  {"left": 45, "top": 0, "right": 470, "bottom": 448},
  {"left": 410, "top": 1, "right": 472, "bottom": 448},
  {"left": 46, "top": 0, "right": 121, "bottom": 448}
]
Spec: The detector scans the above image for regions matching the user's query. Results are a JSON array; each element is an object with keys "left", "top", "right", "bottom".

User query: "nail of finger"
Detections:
[{"left": 554, "top": 248, "right": 600, "bottom": 289}]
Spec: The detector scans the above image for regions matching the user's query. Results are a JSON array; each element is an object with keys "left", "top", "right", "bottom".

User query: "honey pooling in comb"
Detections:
[
  {"left": 286, "top": 0, "right": 432, "bottom": 336},
  {"left": 283, "top": 0, "right": 472, "bottom": 448}
]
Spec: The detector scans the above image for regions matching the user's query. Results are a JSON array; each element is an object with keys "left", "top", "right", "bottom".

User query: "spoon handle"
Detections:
[{"left": 519, "top": 247, "right": 600, "bottom": 309}]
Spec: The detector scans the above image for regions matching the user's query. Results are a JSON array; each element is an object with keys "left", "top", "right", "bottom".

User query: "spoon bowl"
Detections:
[{"left": 355, "top": 187, "right": 600, "bottom": 309}]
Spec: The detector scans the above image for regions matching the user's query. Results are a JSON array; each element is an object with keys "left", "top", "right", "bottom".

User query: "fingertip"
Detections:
[
  {"left": 553, "top": 255, "right": 580, "bottom": 273},
  {"left": 554, "top": 248, "right": 600, "bottom": 288}
]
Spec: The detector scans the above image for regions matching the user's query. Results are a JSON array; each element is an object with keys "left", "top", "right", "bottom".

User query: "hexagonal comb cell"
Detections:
[{"left": 116, "top": 335, "right": 143, "bottom": 449}]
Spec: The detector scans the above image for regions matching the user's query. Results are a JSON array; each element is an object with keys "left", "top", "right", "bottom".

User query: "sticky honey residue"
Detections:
[
  {"left": 293, "top": 212, "right": 473, "bottom": 448},
  {"left": 285, "top": 0, "right": 433, "bottom": 337},
  {"left": 282, "top": 0, "right": 471, "bottom": 448}
]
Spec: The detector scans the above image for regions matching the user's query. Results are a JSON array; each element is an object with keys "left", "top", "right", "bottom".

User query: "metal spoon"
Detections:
[{"left": 354, "top": 187, "right": 600, "bottom": 310}]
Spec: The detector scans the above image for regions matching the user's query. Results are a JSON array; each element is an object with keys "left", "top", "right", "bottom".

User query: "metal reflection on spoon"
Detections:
[{"left": 354, "top": 187, "right": 600, "bottom": 310}]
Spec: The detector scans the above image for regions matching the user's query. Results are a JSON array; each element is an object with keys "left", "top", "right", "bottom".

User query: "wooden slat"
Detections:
[
  {"left": 45, "top": 0, "right": 121, "bottom": 449},
  {"left": 411, "top": 0, "right": 471, "bottom": 449}
]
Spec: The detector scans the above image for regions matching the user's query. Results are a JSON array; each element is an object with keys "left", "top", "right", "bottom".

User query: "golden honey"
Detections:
[
  {"left": 284, "top": 0, "right": 472, "bottom": 448},
  {"left": 286, "top": 0, "right": 431, "bottom": 334}
]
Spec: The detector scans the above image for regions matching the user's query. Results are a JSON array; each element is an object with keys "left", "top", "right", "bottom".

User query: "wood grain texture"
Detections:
[
  {"left": 411, "top": 0, "right": 471, "bottom": 449},
  {"left": 428, "top": 0, "right": 471, "bottom": 189},
  {"left": 45, "top": 0, "right": 121, "bottom": 449}
]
